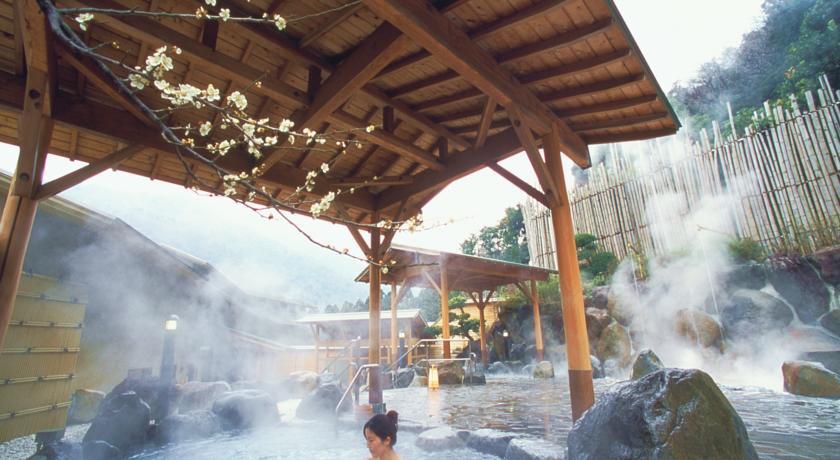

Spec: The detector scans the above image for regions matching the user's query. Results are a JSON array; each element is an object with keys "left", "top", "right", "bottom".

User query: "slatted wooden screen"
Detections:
[{"left": 0, "top": 273, "right": 86, "bottom": 442}]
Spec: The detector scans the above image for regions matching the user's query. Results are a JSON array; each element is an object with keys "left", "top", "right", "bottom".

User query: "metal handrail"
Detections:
[
  {"left": 384, "top": 338, "right": 470, "bottom": 373},
  {"left": 335, "top": 363, "right": 379, "bottom": 415},
  {"left": 320, "top": 337, "right": 362, "bottom": 375}
]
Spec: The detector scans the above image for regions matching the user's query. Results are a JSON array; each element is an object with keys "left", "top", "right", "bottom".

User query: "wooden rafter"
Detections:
[
  {"left": 561, "top": 95, "right": 658, "bottom": 118},
  {"left": 360, "top": 0, "right": 589, "bottom": 166},
  {"left": 474, "top": 96, "right": 496, "bottom": 149},
  {"left": 376, "top": 0, "right": 574, "bottom": 81},
  {"left": 35, "top": 145, "right": 144, "bottom": 200},
  {"left": 261, "top": 23, "right": 410, "bottom": 172},
  {"left": 571, "top": 112, "right": 669, "bottom": 132},
  {"left": 299, "top": 3, "right": 364, "bottom": 48},
  {"left": 508, "top": 106, "right": 559, "bottom": 204},
  {"left": 584, "top": 128, "right": 676, "bottom": 144},
  {"left": 328, "top": 175, "right": 413, "bottom": 188}
]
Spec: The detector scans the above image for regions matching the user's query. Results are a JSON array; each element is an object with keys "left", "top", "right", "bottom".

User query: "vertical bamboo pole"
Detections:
[
  {"left": 440, "top": 260, "right": 451, "bottom": 359},
  {"left": 544, "top": 125, "right": 594, "bottom": 421},
  {"left": 390, "top": 281, "right": 398, "bottom": 365},
  {"left": 368, "top": 226, "right": 382, "bottom": 407},
  {"left": 530, "top": 279, "right": 544, "bottom": 361}
]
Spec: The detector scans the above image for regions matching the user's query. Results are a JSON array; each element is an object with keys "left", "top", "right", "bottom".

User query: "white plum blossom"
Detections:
[
  {"left": 309, "top": 191, "right": 336, "bottom": 218},
  {"left": 199, "top": 122, "right": 212, "bottom": 136},
  {"left": 204, "top": 84, "right": 220, "bottom": 101},
  {"left": 279, "top": 119, "right": 294, "bottom": 133},
  {"left": 75, "top": 13, "right": 94, "bottom": 31},
  {"left": 365, "top": 124, "right": 376, "bottom": 133},
  {"left": 128, "top": 73, "right": 148, "bottom": 90},
  {"left": 320, "top": 163, "right": 330, "bottom": 173},
  {"left": 205, "top": 0, "right": 216, "bottom": 6},
  {"left": 219, "top": 8, "right": 231, "bottom": 21},
  {"left": 227, "top": 91, "right": 248, "bottom": 111},
  {"left": 274, "top": 15, "right": 287, "bottom": 30}
]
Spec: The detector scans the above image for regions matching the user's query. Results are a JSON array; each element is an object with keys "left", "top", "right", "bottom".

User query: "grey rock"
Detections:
[
  {"left": 766, "top": 255, "right": 830, "bottom": 324},
  {"left": 466, "top": 429, "right": 517, "bottom": 457},
  {"left": 596, "top": 322, "right": 632, "bottom": 366},
  {"left": 590, "top": 355, "right": 604, "bottom": 379},
  {"left": 533, "top": 361, "right": 555, "bottom": 379},
  {"left": 415, "top": 426, "right": 465, "bottom": 451},
  {"left": 283, "top": 371, "right": 319, "bottom": 398},
  {"left": 436, "top": 360, "right": 465, "bottom": 385},
  {"left": 724, "top": 261, "right": 767, "bottom": 291},
  {"left": 567, "top": 368, "right": 758, "bottom": 460},
  {"left": 782, "top": 360, "right": 840, "bottom": 399},
  {"left": 83, "top": 391, "right": 150, "bottom": 451},
  {"left": 211, "top": 390, "right": 279, "bottom": 430},
  {"left": 811, "top": 246, "right": 840, "bottom": 287},
  {"left": 295, "top": 382, "right": 350, "bottom": 420},
  {"left": 156, "top": 410, "right": 221, "bottom": 443},
  {"left": 584, "top": 286, "right": 610, "bottom": 310},
  {"left": 393, "top": 368, "right": 415, "bottom": 388},
  {"left": 820, "top": 310, "right": 840, "bottom": 337},
  {"left": 631, "top": 349, "right": 664, "bottom": 380},
  {"left": 720, "top": 289, "right": 793, "bottom": 338},
  {"left": 176, "top": 381, "right": 231, "bottom": 413},
  {"left": 67, "top": 389, "right": 105, "bottom": 425},
  {"left": 585, "top": 308, "right": 612, "bottom": 343},
  {"left": 505, "top": 437, "right": 564, "bottom": 460}
]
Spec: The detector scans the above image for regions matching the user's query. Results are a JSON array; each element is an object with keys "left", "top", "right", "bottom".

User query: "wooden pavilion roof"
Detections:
[
  {"left": 0, "top": 0, "right": 679, "bottom": 226},
  {"left": 355, "top": 244, "right": 555, "bottom": 293}
]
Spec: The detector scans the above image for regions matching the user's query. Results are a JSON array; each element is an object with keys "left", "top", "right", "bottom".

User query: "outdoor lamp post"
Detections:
[
  {"left": 157, "top": 314, "right": 178, "bottom": 421},
  {"left": 502, "top": 330, "right": 510, "bottom": 361},
  {"left": 398, "top": 330, "right": 406, "bottom": 369}
]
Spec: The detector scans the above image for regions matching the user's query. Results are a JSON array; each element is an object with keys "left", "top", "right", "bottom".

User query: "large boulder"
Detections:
[
  {"left": 436, "top": 360, "right": 465, "bottom": 385},
  {"left": 295, "top": 382, "right": 350, "bottom": 420},
  {"left": 415, "top": 426, "right": 466, "bottom": 451},
  {"left": 674, "top": 309, "right": 723, "bottom": 350},
  {"left": 413, "top": 360, "right": 429, "bottom": 377},
  {"left": 596, "top": 322, "right": 632, "bottom": 366},
  {"left": 67, "top": 389, "right": 105, "bottom": 425},
  {"left": 585, "top": 308, "right": 612, "bottom": 343},
  {"left": 766, "top": 255, "right": 830, "bottom": 324},
  {"left": 782, "top": 361, "right": 840, "bottom": 399},
  {"left": 83, "top": 391, "right": 151, "bottom": 452},
  {"left": 505, "top": 437, "right": 564, "bottom": 460},
  {"left": 567, "top": 368, "right": 758, "bottom": 459},
  {"left": 820, "top": 310, "right": 840, "bottom": 337},
  {"left": 606, "top": 295, "right": 633, "bottom": 327},
  {"left": 631, "top": 349, "right": 664, "bottom": 380},
  {"left": 466, "top": 429, "right": 517, "bottom": 457},
  {"left": 156, "top": 410, "right": 221, "bottom": 443},
  {"left": 799, "top": 351, "right": 840, "bottom": 375},
  {"left": 393, "top": 368, "right": 415, "bottom": 388},
  {"left": 101, "top": 376, "right": 164, "bottom": 420},
  {"left": 584, "top": 286, "right": 610, "bottom": 310},
  {"left": 810, "top": 246, "right": 840, "bottom": 287},
  {"left": 533, "top": 361, "right": 555, "bottom": 379},
  {"left": 211, "top": 390, "right": 279, "bottom": 430},
  {"left": 465, "top": 365, "right": 486, "bottom": 385},
  {"left": 177, "top": 381, "right": 231, "bottom": 413},
  {"left": 283, "top": 371, "right": 319, "bottom": 398},
  {"left": 724, "top": 261, "right": 767, "bottom": 291},
  {"left": 720, "top": 289, "right": 793, "bottom": 339}
]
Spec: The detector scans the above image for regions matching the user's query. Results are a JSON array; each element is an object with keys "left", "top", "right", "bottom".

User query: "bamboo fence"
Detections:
[{"left": 524, "top": 76, "right": 840, "bottom": 268}]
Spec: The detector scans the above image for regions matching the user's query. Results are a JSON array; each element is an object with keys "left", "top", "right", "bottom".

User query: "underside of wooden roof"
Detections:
[{"left": 0, "top": 0, "right": 680, "bottom": 226}]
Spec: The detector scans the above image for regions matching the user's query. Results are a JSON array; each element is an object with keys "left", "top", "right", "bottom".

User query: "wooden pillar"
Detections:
[
  {"left": 478, "top": 304, "right": 488, "bottom": 365},
  {"left": 406, "top": 321, "right": 413, "bottom": 365},
  {"left": 544, "top": 124, "right": 594, "bottom": 421},
  {"left": 368, "top": 226, "right": 382, "bottom": 406},
  {"left": 531, "top": 279, "right": 545, "bottom": 361},
  {"left": 390, "top": 281, "right": 398, "bottom": 364},
  {"left": 0, "top": 43, "right": 53, "bottom": 349},
  {"left": 313, "top": 325, "right": 320, "bottom": 372},
  {"left": 440, "top": 261, "right": 451, "bottom": 359}
]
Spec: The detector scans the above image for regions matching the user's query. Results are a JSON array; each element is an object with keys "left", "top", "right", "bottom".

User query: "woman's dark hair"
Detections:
[{"left": 364, "top": 410, "right": 399, "bottom": 446}]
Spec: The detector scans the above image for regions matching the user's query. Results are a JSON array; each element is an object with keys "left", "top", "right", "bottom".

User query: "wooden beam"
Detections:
[
  {"left": 329, "top": 110, "right": 444, "bottom": 171},
  {"left": 488, "top": 163, "right": 549, "bottom": 207},
  {"left": 571, "top": 112, "right": 669, "bottom": 132},
  {"left": 347, "top": 225, "right": 372, "bottom": 258},
  {"left": 344, "top": 118, "right": 404, "bottom": 177},
  {"left": 583, "top": 128, "right": 677, "bottom": 144},
  {"left": 421, "top": 270, "right": 441, "bottom": 295},
  {"left": 508, "top": 106, "right": 559, "bottom": 204},
  {"left": 376, "top": 0, "right": 574, "bottom": 80},
  {"left": 0, "top": 75, "right": 378, "bottom": 213},
  {"left": 66, "top": 0, "right": 308, "bottom": 107},
  {"left": 520, "top": 49, "right": 631, "bottom": 86},
  {"left": 200, "top": 14, "right": 220, "bottom": 49},
  {"left": 474, "top": 96, "right": 496, "bottom": 148},
  {"left": 328, "top": 175, "right": 413, "bottom": 187},
  {"left": 35, "top": 145, "right": 145, "bottom": 200},
  {"left": 560, "top": 95, "right": 658, "bottom": 118},
  {"left": 299, "top": 3, "right": 364, "bottom": 48}
]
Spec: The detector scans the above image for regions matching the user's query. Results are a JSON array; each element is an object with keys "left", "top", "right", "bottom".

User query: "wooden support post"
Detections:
[
  {"left": 469, "top": 291, "right": 489, "bottom": 366},
  {"left": 440, "top": 260, "right": 451, "bottom": 359},
  {"left": 406, "top": 322, "right": 413, "bottom": 365},
  {"left": 368, "top": 225, "right": 383, "bottom": 406},
  {"left": 544, "top": 124, "right": 594, "bottom": 421},
  {"left": 0, "top": 23, "right": 54, "bottom": 348},
  {"left": 390, "top": 281, "right": 398, "bottom": 365},
  {"left": 530, "top": 279, "right": 544, "bottom": 361},
  {"left": 314, "top": 324, "right": 321, "bottom": 372}
]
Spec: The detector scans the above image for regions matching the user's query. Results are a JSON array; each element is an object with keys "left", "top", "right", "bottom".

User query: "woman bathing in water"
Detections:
[{"left": 364, "top": 410, "right": 401, "bottom": 460}]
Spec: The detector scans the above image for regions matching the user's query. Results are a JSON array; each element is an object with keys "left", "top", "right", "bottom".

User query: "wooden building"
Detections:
[{"left": 0, "top": 0, "right": 679, "bottom": 420}]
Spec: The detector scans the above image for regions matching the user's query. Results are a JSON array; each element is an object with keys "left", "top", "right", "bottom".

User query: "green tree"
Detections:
[
  {"left": 461, "top": 205, "right": 529, "bottom": 264},
  {"left": 324, "top": 304, "right": 339, "bottom": 313}
]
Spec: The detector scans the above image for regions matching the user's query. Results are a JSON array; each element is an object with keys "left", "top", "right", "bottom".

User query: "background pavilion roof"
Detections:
[
  {"left": 0, "top": 0, "right": 679, "bottom": 225},
  {"left": 356, "top": 243, "right": 556, "bottom": 293}
]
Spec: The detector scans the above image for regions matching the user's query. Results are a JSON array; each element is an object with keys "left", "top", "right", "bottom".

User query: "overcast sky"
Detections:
[{"left": 0, "top": 0, "right": 765, "bottom": 306}]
